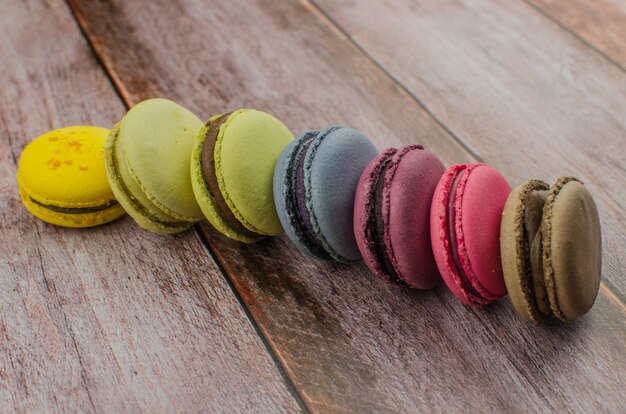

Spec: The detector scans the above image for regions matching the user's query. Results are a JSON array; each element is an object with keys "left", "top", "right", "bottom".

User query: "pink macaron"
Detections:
[
  {"left": 430, "top": 164, "right": 511, "bottom": 305},
  {"left": 354, "top": 145, "right": 445, "bottom": 289}
]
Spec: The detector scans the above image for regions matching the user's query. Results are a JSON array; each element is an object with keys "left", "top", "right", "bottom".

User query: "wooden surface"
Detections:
[
  {"left": 1, "top": 0, "right": 624, "bottom": 412},
  {"left": 528, "top": 0, "right": 626, "bottom": 69}
]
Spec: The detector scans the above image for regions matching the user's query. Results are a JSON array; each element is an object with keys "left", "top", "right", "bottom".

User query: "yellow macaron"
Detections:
[{"left": 17, "top": 126, "right": 125, "bottom": 228}]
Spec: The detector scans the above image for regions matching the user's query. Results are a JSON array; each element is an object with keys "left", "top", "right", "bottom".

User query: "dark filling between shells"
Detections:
[
  {"left": 371, "top": 158, "right": 401, "bottom": 283},
  {"left": 201, "top": 113, "right": 261, "bottom": 238},
  {"left": 523, "top": 189, "right": 550, "bottom": 316},
  {"left": 30, "top": 197, "right": 118, "bottom": 214},
  {"left": 447, "top": 170, "right": 484, "bottom": 300},
  {"left": 292, "top": 135, "right": 328, "bottom": 257}
]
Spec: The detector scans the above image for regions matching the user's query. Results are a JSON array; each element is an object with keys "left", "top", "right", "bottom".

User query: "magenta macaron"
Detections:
[
  {"left": 354, "top": 145, "right": 446, "bottom": 289},
  {"left": 430, "top": 163, "right": 511, "bottom": 306}
]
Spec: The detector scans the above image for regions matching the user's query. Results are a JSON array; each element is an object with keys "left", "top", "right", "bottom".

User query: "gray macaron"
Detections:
[{"left": 273, "top": 127, "right": 378, "bottom": 262}]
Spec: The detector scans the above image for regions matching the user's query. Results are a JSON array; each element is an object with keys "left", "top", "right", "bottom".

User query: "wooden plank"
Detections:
[
  {"left": 0, "top": 1, "right": 302, "bottom": 412},
  {"left": 526, "top": 0, "right": 626, "bottom": 69},
  {"left": 208, "top": 231, "right": 626, "bottom": 413},
  {"left": 312, "top": 0, "right": 626, "bottom": 299},
  {"left": 67, "top": 0, "right": 626, "bottom": 412}
]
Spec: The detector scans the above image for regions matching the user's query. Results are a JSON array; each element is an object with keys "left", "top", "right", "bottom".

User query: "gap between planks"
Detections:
[
  {"left": 63, "top": 0, "right": 311, "bottom": 411},
  {"left": 193, "top": 227, "right": 311, "bottom": 413},
  {"left": 300, "top": 0, "right": 483, "bottom": 163},
  {"left": 522, "top": 0, "right": 626, "bottom": 73}
]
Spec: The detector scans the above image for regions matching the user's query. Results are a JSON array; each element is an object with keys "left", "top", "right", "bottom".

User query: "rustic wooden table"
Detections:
[{"left": 1, "top": 0, "right": 624, "bottom": 412}]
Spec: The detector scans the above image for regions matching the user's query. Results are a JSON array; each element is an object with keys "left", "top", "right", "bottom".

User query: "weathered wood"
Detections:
[
  {"left": 208, "top": 229, "right": 626, "bottom": 413},
  {"left": 312, "top": 0, "right": 626, "bottom": 299},
  {"left": 0, "top": 1, "right": 302, "bottom": 412},
  {"left": 67, "top": 0, "right": 626, "bottom": 412},
  {"left": 527, "top": 0, "right": 626, "bottom": 69}
]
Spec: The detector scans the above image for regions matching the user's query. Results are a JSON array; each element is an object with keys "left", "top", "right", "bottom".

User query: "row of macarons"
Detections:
[{"left": 17, "top": 98, "right": 602, "bottom": 324}]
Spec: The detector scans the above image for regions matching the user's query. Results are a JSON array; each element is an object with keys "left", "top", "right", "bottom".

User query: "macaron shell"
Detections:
[
  {"left": 216, "top": 109, "right": 294, "bottom": 236},
  {"left": 106, "top": 124, "right": 192, "bottom": 234},
  {"left": 431, "top": 165, "right": 486, "bottom": 305},
  {"left": 273, "top": 134, "right": 322, "bottom": 256},
  {"left": 385, "top": 146, "right": 444, "bottom": 288},
  {"left": 18, "top": 126, "right": 116, "bottom": 208},
  {"left": 543, "top": 178, "right": 601, "bottom": 321},
  {"left": 19, "top": 186, "right": 125, "bottom": 228},
  {"left": 457, "top": 164, "right": 510, "bottom": 299},
  {"left": 191, "top": 123, "right": 259, "bottom": 243},
  {"left": 118, "top": 98, "right": 204, "bottom": 221},
  {"left": 353, "top": 148, "right": 398, "bottom": 281},
  {"left": 500, "top": 180, "right": 550, "bottom": 323},
  {"left": 431, "top": 167, "right": 460, "bottom": 301},
  {"left": 308, "top": 128, "right": 378, "bottom": 261}
]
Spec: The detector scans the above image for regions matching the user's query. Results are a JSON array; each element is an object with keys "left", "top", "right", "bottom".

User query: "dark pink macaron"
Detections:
[
  {"left": 430, "top": 164, "right": 511, "bottom": 306},
  {"left": 354, "top": 145, "right": 445, "bottom": 289}
]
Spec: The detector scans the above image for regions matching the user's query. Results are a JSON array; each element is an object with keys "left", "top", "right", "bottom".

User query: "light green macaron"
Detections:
[
  {"left": 191, "top": 109, "right": 294, "bottom": 242},
  {"left": 105, "top": 98, "right": 204, "bottom": 233}
]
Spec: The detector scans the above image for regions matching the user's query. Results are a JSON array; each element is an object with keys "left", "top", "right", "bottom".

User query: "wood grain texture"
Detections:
[
  {"left": 312, "top": 0, "right": 626, "bottom": 299},
  {"left": 526, "top": 0, "right": 626, "bottom": 69},
  {"left": 0, "top": 1, "right": 302, "bottom": 412},
  {"left": 67, "top": 0, "right": 626, "bottom": 412}
]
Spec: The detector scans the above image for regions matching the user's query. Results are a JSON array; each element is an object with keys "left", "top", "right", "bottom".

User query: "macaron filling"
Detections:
[
  {"left": 293, "top": 133, "right": 328, "bottom": 257},
  {"left": 200, "top": 113, "right": 262, "bottom": 239},
  {"left": 29, "top": 197, "right": 119, "bottom": 214},
  {"left": 285, "top": 126, "right": 349, "bottom": 261},
  {"left": 447, "top": 169, "right": 485, "bottom": 301},
  {"left": 371, "top": 156, "right": 401, "bottom": 283},
  {"left": 523, "top": 189, "right": 551, "bottom": 316}
]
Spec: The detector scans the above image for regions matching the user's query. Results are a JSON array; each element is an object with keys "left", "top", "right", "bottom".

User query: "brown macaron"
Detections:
[{"left": 500, "top": 177, "right": 602, "bottom": 323}]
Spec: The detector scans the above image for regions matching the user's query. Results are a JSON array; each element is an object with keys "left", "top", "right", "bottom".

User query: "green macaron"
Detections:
[
  {"left": 105, "top": 98, "right": 204, "bottom": 233},
  {"left": 191, "top": 109, "right": 294, "bottom": 242},
  {"left": 500, "top": 177, "right": 602, "bottom": 323}
]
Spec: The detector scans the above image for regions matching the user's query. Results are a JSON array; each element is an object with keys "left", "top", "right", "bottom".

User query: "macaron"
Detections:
[
  {"left": 105, "top": 98, "right": 204, "bottom": 234},
  {"left": 500, "top": 177, "right": 601, "bottom": 323},
  {"left": 354, "top": 145, "right": 445, "bottom": 288},
  {"left": 17, "top": 126, "right": 125, "bottom": 228},
  {"left": 274, "top": 127, "right": 378, "bottom": 262},
  {"left": 191, "top": 109, "right": 294, "bottom": 243},
  {"left": 430, "top": 164, "right": 511, "bottom": 305}
]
